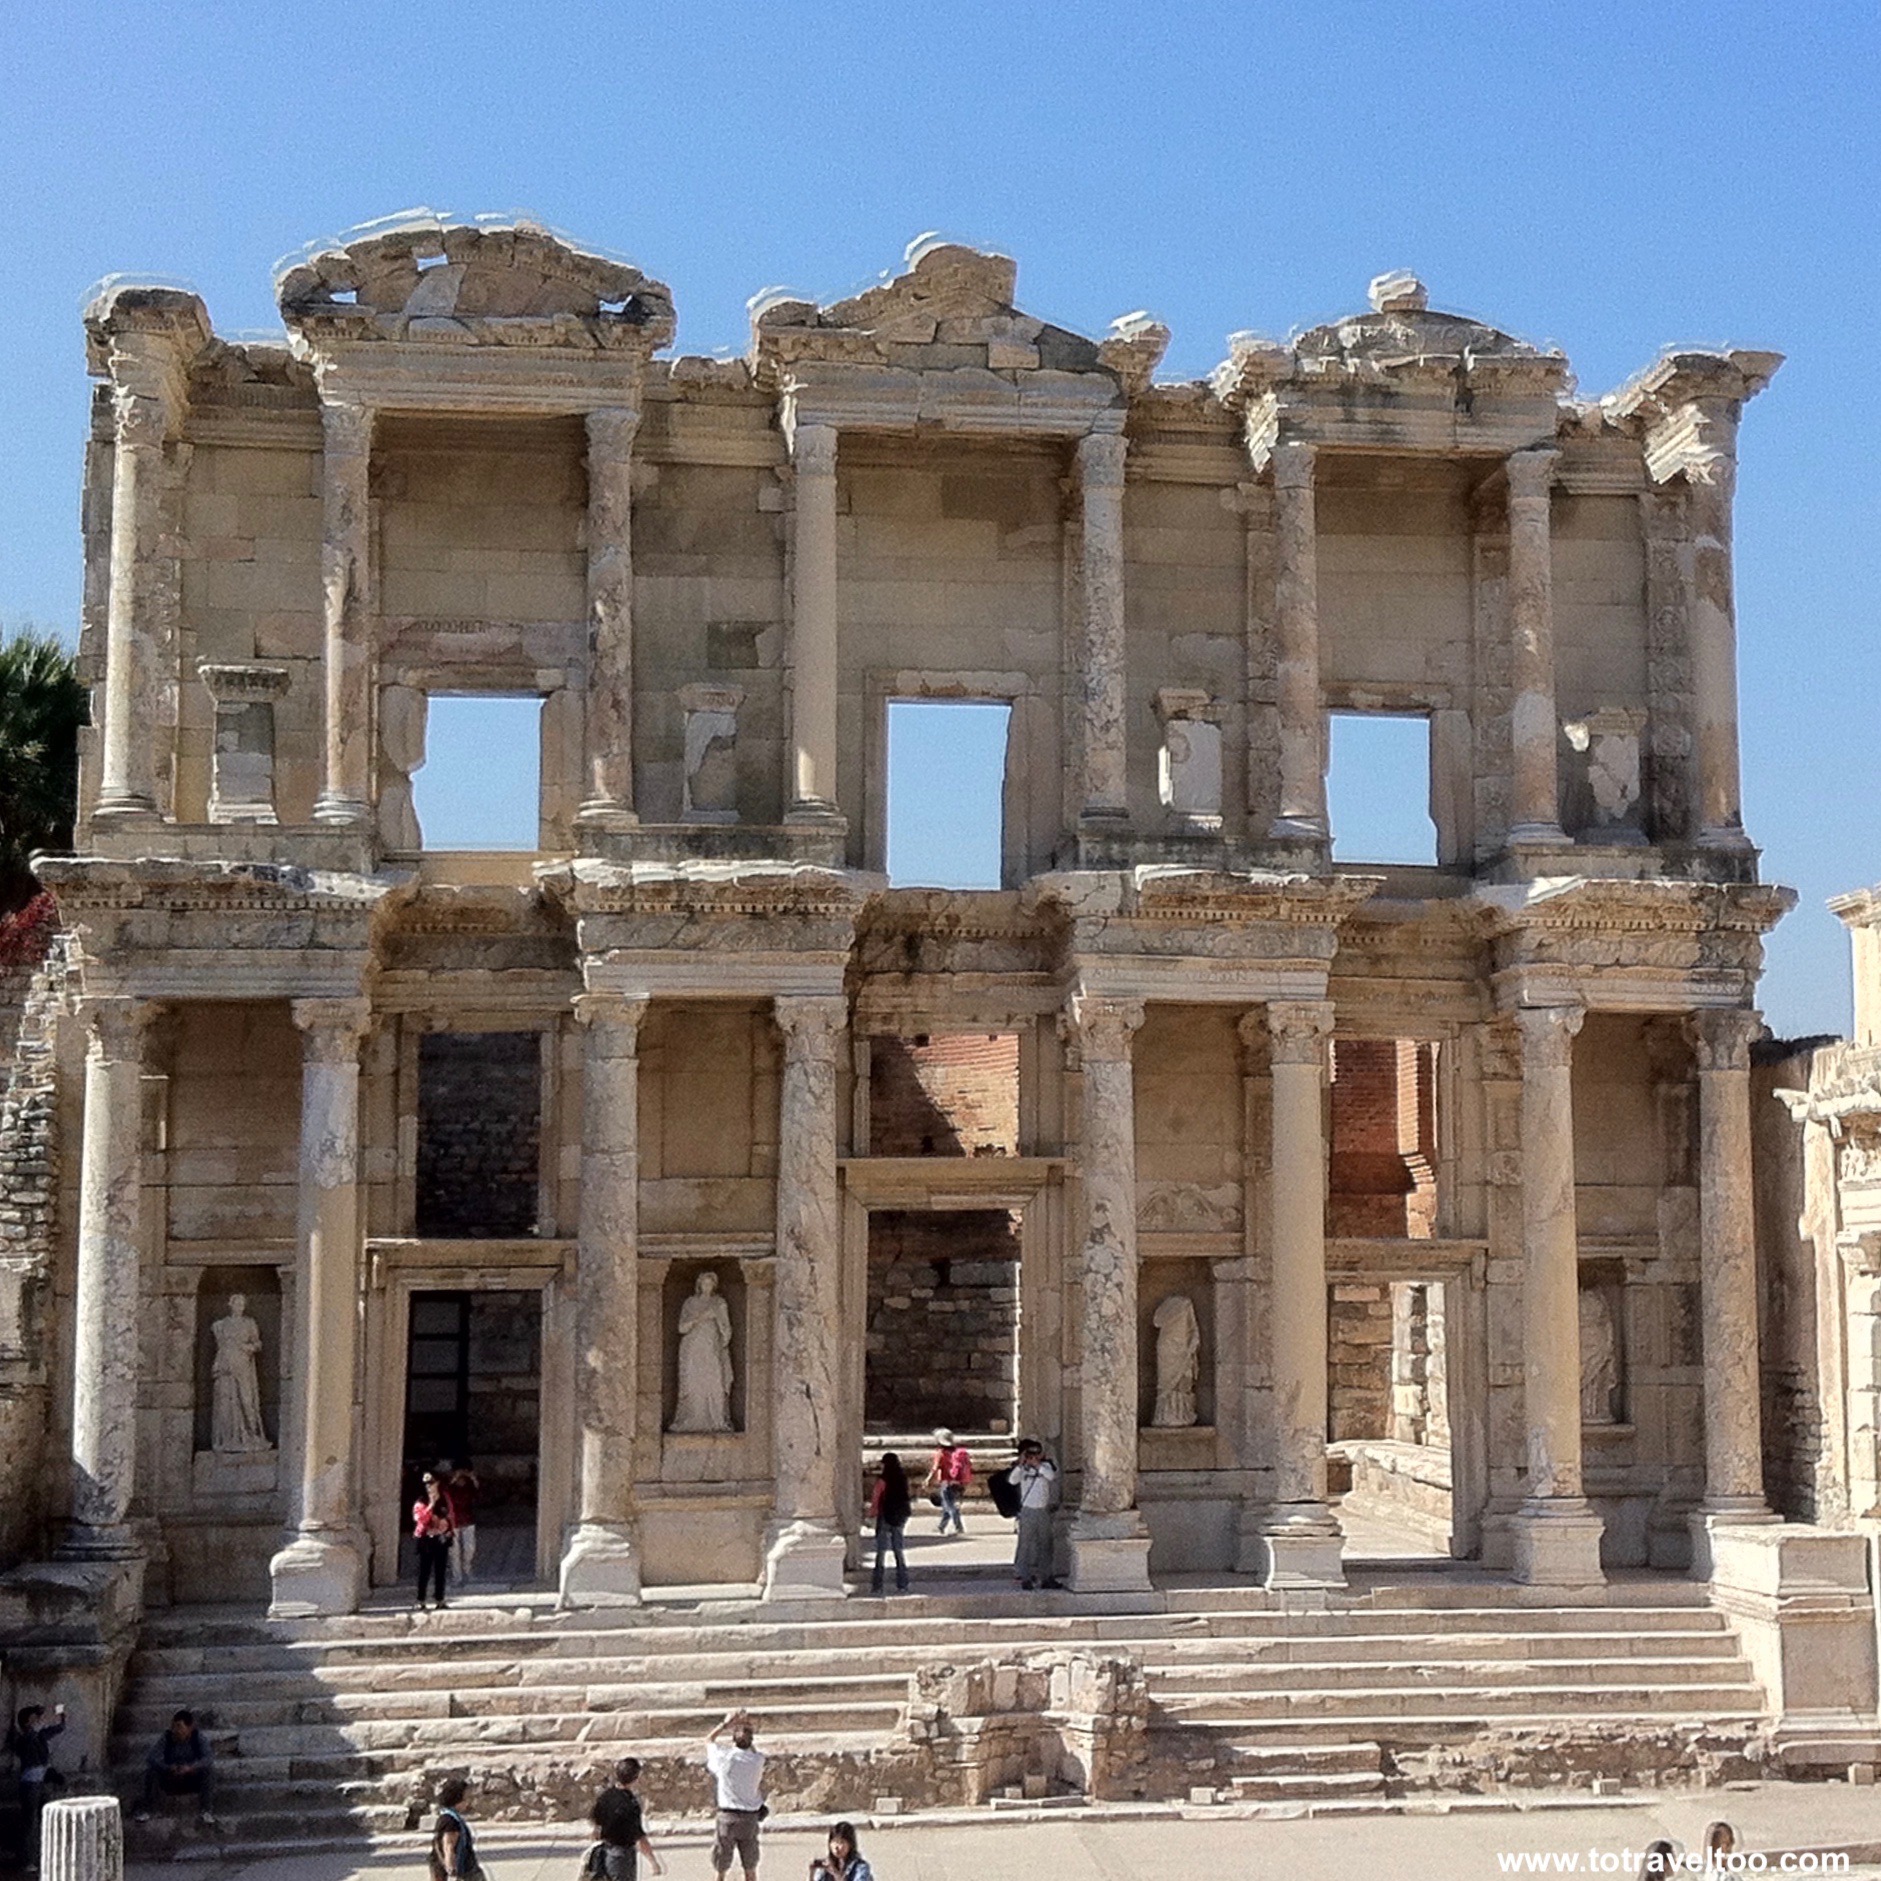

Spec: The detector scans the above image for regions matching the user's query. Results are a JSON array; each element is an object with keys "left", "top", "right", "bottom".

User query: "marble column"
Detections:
[
  {"left": 1076, "top": 427, "right": 1129, "bottom": 827},
  {"left": 1509, "top": 1002, "right": 1605, "bottom": 1586},
  {"left": 1688, "top": 455, "right": 1751, "bottom": 850},
  {"left": 1065, "top": 993, "right": 1152, "bottom": 1593},
  {"left": 1691, "top": 1010, "right": 1774, "bottom": 1559},
  {"left": 61, "top": 997, "right": 152, "bottom": 1560},
  {"left": 1506, "top": 448, "right": 1568, "bottom": 846},
  {"left": 1257, "top": 999, "right": 1344, "bottom": 1587},
  {"left": 40, "top": 1797, "right": 123, "bottom": 1881},
  {"left": 313, "top": 399, "right": 375, "bottom": 828},
  {"left": 1269, "top": 441, "right": 1327, "bottom": 841},
  {"left": 94, "top": 390, "right": 168, "bottom": 821},
  {"left": 787, "top": 424, "right": 841, "bottom": 824},
  {"left": 579, "top": 406, "right": 640, "bottom": 829},
  {"left": 269, "top": 998, "right": 370, "bottom": 1615},
  {"left": 559, "top": 992, "right": 647, "bottom": 1605},
  {"left": 764, "top": 994, "right": 849, "bottom": 1598}
]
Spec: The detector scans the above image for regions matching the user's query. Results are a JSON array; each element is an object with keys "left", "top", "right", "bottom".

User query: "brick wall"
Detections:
[
  {"left": 1328, "top": 1037, "right": 1437, "bottom": 1237},
  {"left": 871, "top": 1033, "right": 1019, "bottom": 1156},
  {"left": 416, "top": 1033, "right": 541, "bottom": 1237}
]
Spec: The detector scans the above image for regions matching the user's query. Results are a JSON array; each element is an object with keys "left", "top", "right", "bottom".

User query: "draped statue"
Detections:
[
  {"left": 1579, "top": 1289, "right": 1619, "bottom": 1426},
  {"left": 670, "top": 1271, "right": 735, "bottom": 1433},
  {"left": 210, "top": 1294, "right": 270, "bottom": 1453},
  {"left": 1150, "top": 1293, "right": 1201, "bottom": 1428}
]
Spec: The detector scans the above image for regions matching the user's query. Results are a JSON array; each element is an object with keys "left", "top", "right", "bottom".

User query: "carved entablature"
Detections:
[
  {"left": 83, "top": 281, "right": 214, "bottom": 426},
  {"left": 750, "top": 237, "right": 1165, "bottom": 436},
  {"left": 1603, "top": 349, "right": 1783, "bottom": 487}
]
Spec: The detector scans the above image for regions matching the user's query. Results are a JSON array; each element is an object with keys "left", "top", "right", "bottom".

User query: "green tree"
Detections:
[{"left": 0, "top": 628, "right": 86, "bottom": 912}]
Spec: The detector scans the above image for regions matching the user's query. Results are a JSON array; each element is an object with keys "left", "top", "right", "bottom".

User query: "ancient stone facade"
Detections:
[{"left": 3, "top": 217, "right": 1866, "bottom": 1756}]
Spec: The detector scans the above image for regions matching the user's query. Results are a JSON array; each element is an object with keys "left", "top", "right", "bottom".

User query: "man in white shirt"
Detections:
[
  {"left": 1013, "top": 1438, "right": 1059, "bottom": 1589},
  {"left": 705, "top": 1709, "right": 766, "bottom": 1879}
]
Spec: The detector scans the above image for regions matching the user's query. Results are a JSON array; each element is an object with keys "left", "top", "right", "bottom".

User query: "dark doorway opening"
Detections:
[
  {"left": 399, "top": 1289, "right": 542, "bottom": 1587},
  {"left": 416, "top": 1032, "right": 542, "bottom": 1237}
]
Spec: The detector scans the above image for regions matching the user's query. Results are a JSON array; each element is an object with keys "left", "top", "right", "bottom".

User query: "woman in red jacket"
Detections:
[{"left": 412, "top": 1469, "right": 455, "bottom": 1610}]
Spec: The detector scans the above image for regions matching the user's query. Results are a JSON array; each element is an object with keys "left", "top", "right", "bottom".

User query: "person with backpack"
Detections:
[
  {"left": 587, "top": 1756, "right": 664, "bottom": 1879},
  {"left": 1010, "top": 1438, "right": 1059, "bottom": 1590},
  {"left": 923, "top": 1428, "right": 973, "bottom": 1535},
  {"left": 869, "top": 1452, "right": 912, "bottom": 1594},
  {"left": 429, "top": 1775, "right": 483, "bottom": 1881}
]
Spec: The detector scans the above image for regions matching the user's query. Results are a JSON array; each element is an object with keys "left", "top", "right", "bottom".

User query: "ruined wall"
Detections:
[
  {"left": 416, "top": 1031, "right": 542, "bottom": 1237},
  {"left": 1329, "top": 1037, "right": 1436, "bottom": 1238},
  {"left": 1329, "top": 1280, "right": 1393, "bottom": 1440},
  {"left": 870, "top": 1033, "right": 1019, "bottom": 1156}
]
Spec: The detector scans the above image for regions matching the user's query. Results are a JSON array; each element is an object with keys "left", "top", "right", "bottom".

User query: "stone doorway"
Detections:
[{"left": 398, "top": 1288, "right": 542, "bottom": 1587}]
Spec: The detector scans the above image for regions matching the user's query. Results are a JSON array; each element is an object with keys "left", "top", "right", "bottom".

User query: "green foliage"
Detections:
[{"left": 0, "top": 628, "right": 86, "bottom": 912}]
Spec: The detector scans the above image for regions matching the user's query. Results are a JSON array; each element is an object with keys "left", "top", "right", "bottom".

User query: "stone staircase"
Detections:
[{"left": 111, "top": 1578, "right": 1772, "bottom": 1853}]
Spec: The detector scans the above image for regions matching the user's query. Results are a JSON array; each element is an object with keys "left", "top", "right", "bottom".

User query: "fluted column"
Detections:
[
  {"left": 94, "top": 390, "right": 168, "bottom": 821},
  {"left": 1688, "top": 457, "right": 1750, "bottom": 849},
  {"left": 1062, "top": 993, "right": 1152, "bottom": 1592},
  {"left": 1510, "top": 1002, "right": 1604, "bottom": 1586},
  {"left": 1257, "top": 999, "right": 1344, "bottom": 1587},
  {"left": 269, "top": 998, "right": 370, "bottom": 1615},
  {"left": 1506, "top": 448, "right": 1567, "bottom": 846},
  {"left": 1269, "top": 441, "right": 1326, "bottom": 840},
  {"left": 559, "top": 992, "right": 648, "bottom": 1605},
  {"left": 313, "top": 399, "right": 374, "bottom": 827},
  {"left": 764, "top": 994, "right": 849, "bottom": 1598},
  {"left": 579, "top": 407, "right": 640, "bottom": 829},
  {"left": 61, "top": 997, "right": 152, "bottom": 1559},
  {"left": 1076, "top": 427, "right": 1129, "bottom": 826},
  {"left": 1692, "top": 1009, "right": 1772, "bottom": 1531},
  {"left": 787, "top": 424, "right": 841, "bottom": 823}
]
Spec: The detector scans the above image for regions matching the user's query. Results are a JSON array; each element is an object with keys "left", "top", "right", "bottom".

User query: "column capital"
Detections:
[
  {"left": 78, "top": 995, "right": 154, "bottom": 1061},
  {"left": 573, "top": 990, "right": 649, "bottom": 1043},
  {"left": 1512, "top": 1000, "right": 1584, "bottom": 1068},
  {"left": 1690, "top": 1007, "right": 1761, "bottom": 1073},
  {"left": 111, "top": 385, "right": 169, "bottom": 450},
  {"left": 1267, "top": 999, "right": 1333, "bottom": 1064},
  {"left": 1076, "top": 428, "right": 1129, "bottom": 489},
  {"left": 586, "top": 404, "right": 641, "bottom": 457},
  {"left": 1505, "top": 446, "right": 1560, "bottom": 503},
  {"left": 319, "top": 397, "right": 374, "bottom": 457},
  {"left": 774, "top": 993, "right": 848, "bottom": 1052},
  {"left": 1064, "top": 993, "right": 1145, "bottom": 1060},
  {"left": 790, "top": 422, "right": 838, "bottom": 479},
  {"left": 291, "top": 997, "right": 371, "bottom": 1060},
  {"left": 1271, "top": 438, "right": 1316, "bottom": 491}
]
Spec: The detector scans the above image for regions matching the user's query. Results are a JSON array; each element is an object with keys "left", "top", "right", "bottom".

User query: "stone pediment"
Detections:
[
  {"left": 276, "top": 214, "right": 675, "bottom": 352},
  {"left": 752, "top": 236, "right": 1168, "bottom": 394}
]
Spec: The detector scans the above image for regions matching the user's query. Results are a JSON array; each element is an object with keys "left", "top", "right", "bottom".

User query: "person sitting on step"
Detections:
[{"left": 133, "top": 1709, "right": 216, "bottom": 1826}]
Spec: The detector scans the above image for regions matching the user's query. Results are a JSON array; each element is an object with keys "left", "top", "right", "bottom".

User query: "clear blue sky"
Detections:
[{"left": 4, "top": 1, "right": 1876, "bottom": 1036}]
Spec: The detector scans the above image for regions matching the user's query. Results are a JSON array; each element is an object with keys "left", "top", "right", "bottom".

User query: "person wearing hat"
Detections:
[{"left": 923, "top": 1428, "right": 973, "bottom": 1536}]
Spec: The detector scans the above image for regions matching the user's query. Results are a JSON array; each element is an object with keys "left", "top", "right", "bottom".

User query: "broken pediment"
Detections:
[{"left": 275, "top": 213, "right": 676, "bottom": 351}]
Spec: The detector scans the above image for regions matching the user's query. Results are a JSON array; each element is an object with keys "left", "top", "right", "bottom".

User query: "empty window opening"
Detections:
[
  {"left": 410, "top": 694, "right": 542, "bottom": 850},
  {"left": 416, "top": 1032, "right": 542, "bottom": 1237},
  {"left": 864, "top": 1208, "right": 1020, "bottom": 1435},
  {"left": 1327, "top": 712, "right": 1437, "bottom": 864},
  {"left": 870, "top": 1033, "right": 1019, "bottom": 1156},
  {"left": 1329, "top": 1037, "right": 1439, "bottom": 1239},
  {"left": 886, "top": 699, "right": 1009, "bottom": 888}
]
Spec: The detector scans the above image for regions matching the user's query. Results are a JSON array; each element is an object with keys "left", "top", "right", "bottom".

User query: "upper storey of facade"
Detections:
[{"left": 69, "top": 214, "right": 1781, "bottom": 892}]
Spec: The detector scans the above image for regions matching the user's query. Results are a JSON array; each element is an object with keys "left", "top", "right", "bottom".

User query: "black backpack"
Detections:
[{"left": 987, "top": 1466, "right": 1022, "bottom": 1519}]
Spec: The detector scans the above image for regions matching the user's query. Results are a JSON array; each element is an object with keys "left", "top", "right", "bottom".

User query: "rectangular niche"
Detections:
[
  {"left": 192, "top": 1264, "right": 282, "bottom": 1501},
  {"left": 662, "top": 1259, "right": 749, "bottom": 1436},
  {"left": 1138, "top": 1258, "right": 1215, "bottom": 1433}
]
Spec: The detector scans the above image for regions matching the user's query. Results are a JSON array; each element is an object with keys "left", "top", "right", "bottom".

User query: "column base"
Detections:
[
  {"left": 268, "top": 1527, "right": 366, "bottom": 1617},
  {"left": 575, "top": 800, "right": 640, "bottom": 833},
  {"left": 1510, "top": 1499, "right": 1606, "bottom": 1588},
  {"left": 311, "top": 793, "right": 371, "bottom": 829},
  {"left": 1266, "top": 813, "right": 1328, "bottom": 842},
  {"left": 1507, "top": 821, "right": 1570, "bottom": 847},
  {"left": 56, "top": 1522, "right": 142, "bottom": 1564},
  {"left": 557, "top": 1521, "right": 643, "bottom": 1608},
  {"left": 1689, "top": 1501, "right": 1779, "bottom": 1580},
  {"left": 1249, "top": 1503, "right": 1346, "bottom": 1590},
  {"left": 783, "top": 798, "right": 847, "bottom": 833},
  {"left": 1066, "top": 1512, "right": 1153, "bottom": 1594},
  {"left": 1697, "top": 824, "right": 1756, "bottom": 855},
  {"left": 761, "top": 1519, "right": 849, "bottom": 1601}
]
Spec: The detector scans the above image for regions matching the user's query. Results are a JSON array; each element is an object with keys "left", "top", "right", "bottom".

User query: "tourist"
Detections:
[
  {"left": 6, "top": 1702, "right": 66, "bottom": 1869},
  {"left": 869, "top": 1451, "right": 912, "bottom": 1595},
  {"left": 1012, "top": 1437, "right": 1059, "bottom": 1590},
  {"left": 132, "top": 1709, "right": 216, "bottom": 1826},
  {"left": 429, "top": 1775, "right": 482, "bottom": 1880},
  {"left": 413, "top": 1469, "right": 455, "bottom": 1610},
  {"left": 589, "top": 1756, "right": 664, "bottom": 1879},
  {"left": 808, "top": 1821, "right": 874, "bottom": 1881},
  {"left": 923, "top": 1428, "right": 972, "bottom": 1535},
  {"left": 1704, "top": 1823, "right": 1738, "bottom": 1869},
  {"left": 705, "top": 1709, "right": 766, "bottom": 1880},
  {"left": 442, "top": 1459, "right": 482, "bottom": 1584}
]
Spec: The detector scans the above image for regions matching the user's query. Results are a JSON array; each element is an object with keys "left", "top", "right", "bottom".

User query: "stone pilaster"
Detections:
[
  {"left": 1509, "top": 1002, "right": 1605, "bottom": 1587},
  {"left": 579, "top": 406, "right": 640, "bottom": 829},
  {"left": 1687, "top": 451, "right": 1749, "bottom": 850},
  {"left": 787, "top": 424, "right": 841, "bottom": 825},
  {"left": 1506, "top": 448, "right": 1567, "bottom": 846},
  {"left": 94, "top": 390, "right": 169, "bottom": 822},
  {"left": 269, "top": 997, "right": 370, "bottom": 1615},
  {"left": 1076, "top": 427, "right": 1129, "bottom": 828},
  {"left": 313, "top": 399, "right": 375, "bottom": 828},
  {"left": 1064, "top": 993, "right": 1151, "bottom": 1594},
  {"left": 559, "top": 992, "right": 647, "bottom": 1605},
  {"left": 61, "top": 997, "right": 153, "bottom": 1560},
  {"left": 1254, "top": 999, "right": 1344, "bottom": 1587},
  {"left": 1691, "top": 1009, "right": 1775, "bottom": 1564},
  {"left": 764, "top": 993, "right": 849, "bottom": 1598},
  {"left": 1268, "top": 441, "right": 1326, "bottom": 840}
]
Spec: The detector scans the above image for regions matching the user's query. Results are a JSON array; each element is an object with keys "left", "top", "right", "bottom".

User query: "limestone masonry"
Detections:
[{"left": 1, "top": 213, "right": 1876, "bottom": 1831}]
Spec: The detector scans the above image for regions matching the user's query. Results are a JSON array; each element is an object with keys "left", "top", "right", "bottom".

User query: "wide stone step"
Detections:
[
  {"left": 1228, "top": 1740, "right": 1386, "bottom": 1776},
  {"left": 1156, "top": 1679, "right": 1767, "bottom": 1724},
  {"left": 1226, "top": 1770, "right": 1389, "bottom": 1801},
  {"left": 1149, "top": 1652, "right": 1756, "bottom": 1694}
]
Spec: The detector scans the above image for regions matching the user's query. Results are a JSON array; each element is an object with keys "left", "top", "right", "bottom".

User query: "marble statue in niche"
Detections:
[
  {"left": 210, "top": 1294, "right": 271, "bottom": 1453},
  {"left": 1150, "top": 1293, "right": 1201, "bottom": 1428},
  {"left": 670, "top": 1270, "right": 735, "bottom": 1433},
  {"left": 1579, "top": 1288, "right": 1620, "bottom": 1426}
]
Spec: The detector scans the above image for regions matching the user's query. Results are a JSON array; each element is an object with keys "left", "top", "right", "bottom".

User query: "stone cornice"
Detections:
[
  {"left": 536, "top": 857, "right": 883, "bottom": 921},
  {"left": 1023, "top": 867, "right": 1380, "bottom": 929},
  {"left": 36, "top": 856, "right": 413, "bottom": 921},
  {"left": 1473, "top": 876, "right": 1795, "bottom": 940}
]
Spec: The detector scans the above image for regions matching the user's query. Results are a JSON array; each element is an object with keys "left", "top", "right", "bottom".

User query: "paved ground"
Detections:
[{"left": 123, "top": 1783, "right": 1881, "bottom": 1881}]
